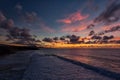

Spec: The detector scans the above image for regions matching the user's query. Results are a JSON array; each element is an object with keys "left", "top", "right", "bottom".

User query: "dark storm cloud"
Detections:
[{"left": 94, "top": 0, "right": 120, "bottom": 24}]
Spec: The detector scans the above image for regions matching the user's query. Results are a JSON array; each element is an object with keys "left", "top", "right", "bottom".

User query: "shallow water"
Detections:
[{"left": 37, "top": 48, "right": 120, "bottom": 73}]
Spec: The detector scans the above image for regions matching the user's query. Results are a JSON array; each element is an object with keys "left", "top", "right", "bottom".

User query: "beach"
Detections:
[{"left": 0, "top": 50, "right": 118, "bottom": 80}]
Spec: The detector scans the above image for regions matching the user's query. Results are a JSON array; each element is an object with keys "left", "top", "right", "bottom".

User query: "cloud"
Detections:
[
  {"left": 0, "top": 12, "right": 13, "bottom": 32},
  {"left": 15, "top": 3, "right": 56, "bottom": 33},
  {"left": 61, "top": 26, "right": 86, "bottom": 32},
  {"left": 103, "top": 35, "right": 114, "bottom": 41},
  {"left": 7, "top": 27, "right": 37, "bottom": 45},
  {"left": 41, "top": 26, "right": 55, "bottom": 33},
  {"left": 39, "top": 21, "right": 55, "bottom": 33},
  {"left": 15, "top": 4, "right": 38, "bottom": 23},
  {"left": 4, "top": 19, "right": 14, "bottom": 29},
  {"left": 86, "top": 0, "right": 99, "bottom": 11},
  {"left": 98, "top": 25, "right": 120, "bottom": 35},
  {"left": 42, "top": 37, "right": 53, "bottom": 42},
  {"left": 88, "top": 30, "right": 95, "bottom": 36},
  {"left": 15, "top": 3, "right": 23, "bottom": 11},
  {"left": 0, "top": 11, "right": 38, "bottom": 45},
  {"left": 112, "top": 37, "right": 120, "bottom": 40},
  {"left": 57, "top": 19, "right": 72, "bottom": 24},
  {"left": 91, "top": 35, "right": 102, "bottom": 40},
  {"left": 60, "top": 36, "right": 65, "bottom": 40},
  {"left": 22, "top": 12, "right": 38, "bottom": 23},
  {"left": 87, "top": 24, "right": 95, "bottom": 29},
  {"left": 57, "top": 11, "right": 89, "bottom": 24},
  {"left": 66, "top": 35, "right": 80, "bottom": 43},
  {"left": 101, "top": 22, "right": 120, "bottom": 30},
  {"left": 60, "top": 20, "right": 92, "bottom": 32},
  {"left": 0, "top": 12, "right": 6, "bottom": 23},
  {"left": 94, "top": 0, "right": 120, "bottom": 24},
  {"left": 42, "top": 34, "right": 80, "bottom": 43}
]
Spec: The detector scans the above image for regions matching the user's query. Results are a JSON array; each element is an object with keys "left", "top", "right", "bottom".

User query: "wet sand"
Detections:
[{"left": 0, "top": 51, "right": 116, "bottom": 80}]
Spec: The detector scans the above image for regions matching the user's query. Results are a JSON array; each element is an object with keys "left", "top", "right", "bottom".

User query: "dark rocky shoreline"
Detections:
[{"left": 0, "top": 44, "right": 39, "bottom": 56}]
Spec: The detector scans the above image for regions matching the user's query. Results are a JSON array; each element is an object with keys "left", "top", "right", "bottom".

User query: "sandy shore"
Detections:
[{"left": 0, "top": 51, "right": 116, "bottom": 80}]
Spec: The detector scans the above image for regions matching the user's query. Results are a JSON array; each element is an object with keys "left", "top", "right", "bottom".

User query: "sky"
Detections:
[{"left": 0, "top": 0, "right": 120, "bottom": 43}]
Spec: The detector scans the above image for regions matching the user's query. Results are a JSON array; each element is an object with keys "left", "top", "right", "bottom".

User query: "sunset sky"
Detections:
[{"left": 0, "top": 0, "right": 120, "bottom": 44}]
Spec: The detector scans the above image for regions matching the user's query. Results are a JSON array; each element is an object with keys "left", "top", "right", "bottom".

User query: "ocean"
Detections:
[
  {"left": 0, "top": 48, "right": 120, "bottom": 80},
  {"left": 38, "top": 48, "right": 120, "bottom": 73}
]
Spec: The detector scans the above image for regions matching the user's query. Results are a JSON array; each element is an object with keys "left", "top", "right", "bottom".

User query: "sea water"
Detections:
[{"left": 37, "top": 48, "right": 120, "bottom": 73}]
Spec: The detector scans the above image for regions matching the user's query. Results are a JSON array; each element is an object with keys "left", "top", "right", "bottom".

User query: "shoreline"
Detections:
[
  {"left": 0, "top": 44, "right": 39, "bottom": 57},
  {"left": 54, "top": 54, "right": 120, "bottom": 79},
  {"left": 0, "top": 48, "right": 119, "bottom": 80},
  {"left": 0, "top": 43, "right": 120, "bottom": 56},
  {"left": 0, "top": 44, "right": 120, "bottom": 55}
]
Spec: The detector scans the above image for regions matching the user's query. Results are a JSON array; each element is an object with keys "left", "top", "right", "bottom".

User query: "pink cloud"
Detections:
[
  {"left": 42, "top": 26, "right": 55, "bottom": 33},
  {"left": 61, "top": 25, "right": 87, "bottom": 32},
  {"left": 58, "top": 19, "right": 71, "bottom": 24},
  {"left": 57, "top": 11, "right": 89, "bottom": 24},
  {"left": 101, "top": 22, "right": 120, "bottom": 30},
  {"left": 60, "top": 19, "right": 93, "bottom": 32},
  {"left": 39, "top": 22, "right": 55, "bottom": 33}
]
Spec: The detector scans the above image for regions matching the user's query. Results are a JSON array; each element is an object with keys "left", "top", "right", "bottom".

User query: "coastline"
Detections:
[
  {"left": 0, "top": 44, "right": 39, "bottom": 57},
  {"left": 0, "top": 46, "right": 119, "bottom": 80},
  {"left": 0, "top": 43, "right": 120, "bottom": 57}
]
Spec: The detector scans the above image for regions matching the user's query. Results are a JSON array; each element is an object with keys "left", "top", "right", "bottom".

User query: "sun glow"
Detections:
[{"left": 42, "top": 43, "right": 120, "bottom": 48}]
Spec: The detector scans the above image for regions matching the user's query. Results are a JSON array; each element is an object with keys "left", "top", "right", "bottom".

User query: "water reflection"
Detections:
[{"left": 38, "top": 49, "right": 120, "bottom": 73}]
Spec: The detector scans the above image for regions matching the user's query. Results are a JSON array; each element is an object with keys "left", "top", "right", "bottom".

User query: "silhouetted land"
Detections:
[{"left": 0, "top": 44, "right": 39, "bottom": 56}]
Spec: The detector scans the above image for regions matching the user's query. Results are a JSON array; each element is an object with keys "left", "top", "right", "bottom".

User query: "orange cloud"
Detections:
[
  {"left": 57, "top": 11, "right": 89, "bottom": 24},
  {"left": 111, "top": 37, "right": 120, "bottom": 41},
  {"left": 58, "top": 19, "right": 72, "bottom": 24}
]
